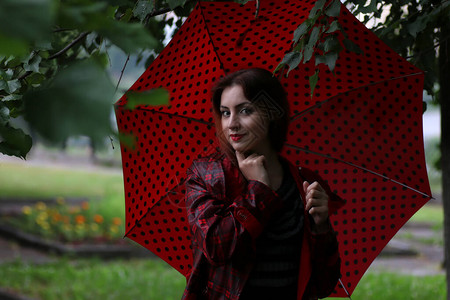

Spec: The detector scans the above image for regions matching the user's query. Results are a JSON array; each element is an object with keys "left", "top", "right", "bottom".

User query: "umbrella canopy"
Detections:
[{"left": 115, "top": 0, "right": 432, "bottom": 297}]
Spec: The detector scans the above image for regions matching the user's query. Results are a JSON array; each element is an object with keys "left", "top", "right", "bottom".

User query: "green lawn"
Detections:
[
  {"left": 0, "top": 258, "right": 186, "bottom": 300},
  {"left": 410, "top": 203, "right": 444, "bottom": 230},
  {"left": 0, "top": 162, "right": 123, "bottom": 199},
  {"left": 0, "top": 258, "right": 445, "bottom": 300}
]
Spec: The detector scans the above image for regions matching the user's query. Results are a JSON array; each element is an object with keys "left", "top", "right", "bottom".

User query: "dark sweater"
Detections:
[{"left": 240, "top": 160, "right": 304, "bottom": 299}]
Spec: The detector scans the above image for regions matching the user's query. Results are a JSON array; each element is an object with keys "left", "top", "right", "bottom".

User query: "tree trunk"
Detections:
[{"left": 440, "top": 23, "right": 450, "bottom": 300}]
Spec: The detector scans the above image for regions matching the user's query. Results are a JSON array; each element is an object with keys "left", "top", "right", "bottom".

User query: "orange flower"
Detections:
[
  {"left": 75, "top": 215, "right": 86, "bottom": 224},
  {"left": 93, "top": 214, "right": 104, "bottom": 224},
  {"left": 52, "top": 212, "right": 63, "bottom": 223},
  {"left": 112, "top": 217, "right": 122, "bottom": 226},
  {"left": 81, "top": 201, "right": 89, "bottom": 210}
]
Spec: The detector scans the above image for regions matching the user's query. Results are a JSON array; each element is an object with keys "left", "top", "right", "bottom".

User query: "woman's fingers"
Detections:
[
  {"left": 303, "top": 181, "right": 329, "bottom": 224},
  {"left": 235, "top": 151, "right": 270, "bottom": 186}
]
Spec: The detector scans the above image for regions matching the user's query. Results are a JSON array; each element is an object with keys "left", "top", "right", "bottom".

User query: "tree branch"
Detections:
[
  {"left": 406, "top": 34, "right": 450, "bottom": 59},
  {"left": 144, "top": 0, "right": 198, "bottom": 23},
  {"left": 48, "top": 31, "right": 90, "bottom": 60},
  {"left": 116, "top": 54, "right": 130, "bottom": 92}
]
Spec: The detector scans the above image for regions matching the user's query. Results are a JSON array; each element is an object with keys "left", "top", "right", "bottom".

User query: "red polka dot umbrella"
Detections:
[{"left": 114, "top": 0, "right": 432, "bottom": 297}]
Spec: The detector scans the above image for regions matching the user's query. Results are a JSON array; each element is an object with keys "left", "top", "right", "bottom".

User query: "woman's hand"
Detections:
[
  {"left": 303, "top": 181, "right": 330, "bottom": 233},
  {"left": 236, "top": 151, "right": 271, "bottom": 188}
]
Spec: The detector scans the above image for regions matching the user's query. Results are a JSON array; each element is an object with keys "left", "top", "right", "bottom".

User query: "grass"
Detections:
[
  {"left": 329, "top": 272, "right": 445, "bottom": 299},
  {"left": 409, "top": 204, "right": 444, "bottom": 230},
  {"left": 0, "top": 162, "right": 123, "bottom": 199},
  {"left": 0, "top": 257, "right": 445, "bottom": 300},
  {"left": 397, "top": 231, "right": 443, "bottom": 246},
  {"left": 0, "top": 258, "right": 185, "bottom": 300}
]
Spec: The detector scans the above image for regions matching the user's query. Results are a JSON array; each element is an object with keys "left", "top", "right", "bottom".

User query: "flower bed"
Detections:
[
  {"left": 4, "top": 198, "right": 123, "bottom": 244},
  {"left": 0, "top": 197, "right": 152, "bottom": 259}
]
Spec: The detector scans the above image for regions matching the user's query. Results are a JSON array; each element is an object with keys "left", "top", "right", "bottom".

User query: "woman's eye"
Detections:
[
  {"left": 240, "top": 108, "right": 253, "bottom": 115},
  {"left": 221, "top": 110, "right": 230, "bottom": 117}
]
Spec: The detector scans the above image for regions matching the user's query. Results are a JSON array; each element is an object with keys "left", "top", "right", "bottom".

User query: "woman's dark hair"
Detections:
[{"left": 211, "top": 68, "right": 289, "bottom": 156}]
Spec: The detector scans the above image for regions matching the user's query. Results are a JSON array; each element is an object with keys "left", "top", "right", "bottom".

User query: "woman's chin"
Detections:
[{"left": 230, "top": 143, "right": 248, "bottom": 153}]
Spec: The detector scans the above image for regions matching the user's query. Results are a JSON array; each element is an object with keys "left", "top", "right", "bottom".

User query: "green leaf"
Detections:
[
  {"left": 355, "top": 0, "right": 377, "bottom": 14},
  {"left": 4, "top": 57, "right": 23, "bottom": 69},
  {"left": 407, "top": 14, "right": 429, "bottom": 38},
  {"left": 0, "top": 103, "right": 10, "bottom": 125},
  {"left": 307, "top": 26, "right": 321, "bottom": 49},
  {"left": 118, "top": 132, "right": 136, "bottom": 151},
  {"left": 343, "top": 38, "right": 363, "bottom": 55},
  {"left": 99, "top": 21, "right": 158, "bottom": 54},
  {"left": 120, "top": 7, "right": 134, "bottom": 23},
  {"left": 303, "top": 44, "right": 314, "bottom": 64},
  {"left": 0, "top": 79, "right": 21, "bottom": 94},
  {"left": 278, "top": 52, "right": 303, "bottom": 75},
  {"left": 91, "top": 52, "right": 110, "bottom": 68},
  {"left": 315, "top": 52, "right": 338, "bottom": 72},
  {"left": 2, "top": 94, "right": 22, "bottom": 101},
  {"left": 0, "top": 33, "right": 29, "bottom": 56},
  {"left": 23, "top": 59, "right": 116, "bottom": 144},
  {"left": 35, "top": 41, "right": 53, "bottom": 51},
  {"left": 309, "top": 70, "right": 319, "bottom": 99},
  {"left": 293, "top": 20, "right": 311, "bottom": 43},
  {"left": 167, "top": 0, "right": 187, "bottom": 10},
  {"left": 0, "top": 123, "right": 32, "bottom": 159},
  {"left": 24, "top": 55, "right": 42, "bottom": 73},
  {"left": 325, "top": 0, "right": 341, "bottom": 17},
  {"left": 125, "top": 89, "right": 170, "bottom": 109},
  {"left": 0, "top": 0, "right": 54, "bottom": 44},
  {"left": 25, "top": 73, "right": 46, "bottom": 86},
  {"left": 58, "top": 2, "right": 109, "bottom": 29},
  {"left": 323, "top": 35, "right": 342, "bottom": 53},
  {"left": 309, "top": 0, "right": 326, "bottom": 18},
  {"left": 326, "top": 20, "right": 341, "bottom": 33},
  {"left": 5, "top": 100, "right": 24, "bottom": 118},
  {"left": 133, "top": 0, "right": 154, "bottom": 22},
  {"left": 1, "top": 69, "right": 14, "bottom": 80}
]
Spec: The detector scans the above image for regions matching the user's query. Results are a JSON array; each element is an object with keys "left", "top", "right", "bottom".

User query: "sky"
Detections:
[{"left": 423, "top": 108, "right": 440, "bottom": 140}]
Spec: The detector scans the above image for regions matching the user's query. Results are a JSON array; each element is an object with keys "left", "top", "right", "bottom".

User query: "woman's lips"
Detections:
[{"left": 230, "top": 134, "right": 245, "bottom": 142}]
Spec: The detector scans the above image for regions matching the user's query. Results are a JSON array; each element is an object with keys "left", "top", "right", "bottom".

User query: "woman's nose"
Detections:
[{"left": 227, "top": 113, "right": 240, "bottom": 130}]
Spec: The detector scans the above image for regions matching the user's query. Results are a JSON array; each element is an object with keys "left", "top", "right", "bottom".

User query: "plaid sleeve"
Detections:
[{"left": 185, "top": 163, "right": 280, "bottom": 266}]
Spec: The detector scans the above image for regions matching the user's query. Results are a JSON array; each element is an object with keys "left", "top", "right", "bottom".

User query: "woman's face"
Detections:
[{"left": 219, "top": 85, "right": 271, "bottom": 155}]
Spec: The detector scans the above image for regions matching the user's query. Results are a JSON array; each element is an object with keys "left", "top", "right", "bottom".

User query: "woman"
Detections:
[{"left": 182, "top": 68, "right": 344, "bottom": 300}]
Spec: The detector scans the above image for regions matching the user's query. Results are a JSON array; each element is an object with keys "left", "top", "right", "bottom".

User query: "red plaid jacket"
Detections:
[{"left": 182, "top": 152, "right": 345, "bottom": 300}]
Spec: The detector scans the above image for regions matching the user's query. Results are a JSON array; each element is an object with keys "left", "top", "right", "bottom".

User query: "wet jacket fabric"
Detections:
[{"left": 182, "top": 152, "right": 345, "bottom": 300}]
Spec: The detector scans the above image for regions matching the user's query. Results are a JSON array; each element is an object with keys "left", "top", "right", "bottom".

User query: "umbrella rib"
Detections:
[
  {"left": 338, "top": 278, "right": 353, "bottom": 300},
  {"left": 285, "top": 144, "right": 432, "bottom": 198},
  {"left": 290, "top": 72, "right": 425, "bottom": 122},
  {"left": 124, "top": 177, "right": 189, "bottom": 238},
  {"left": 132, "top": 106, "right": 215, "bottom": 126},
  {"left": 198, "top": 2, "right": 226, "bottom": 74}
]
